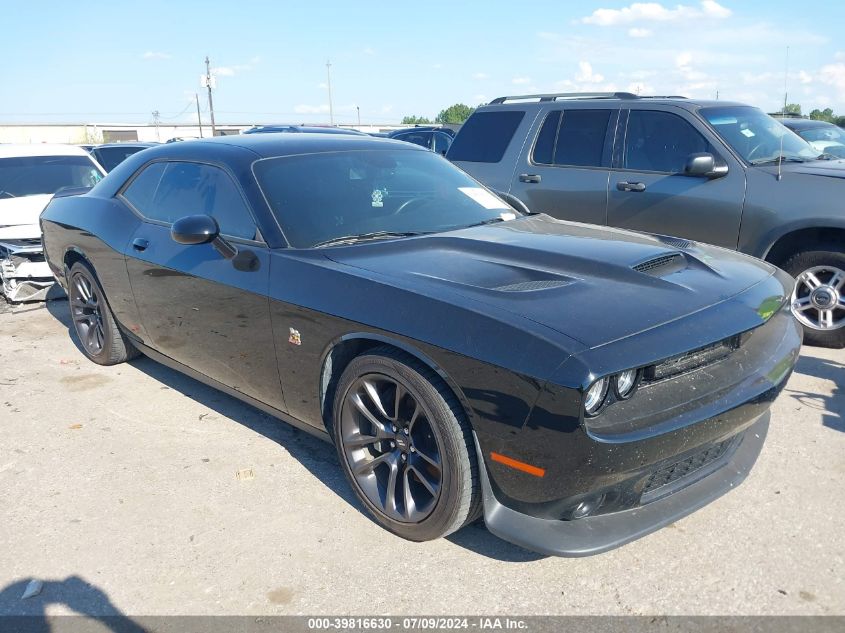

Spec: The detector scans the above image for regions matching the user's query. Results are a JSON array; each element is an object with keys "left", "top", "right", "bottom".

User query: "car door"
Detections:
[
  {"left": 118, "top": 159, "right": 286, "bottom": 411},
  {"left": 606, "top": 106, "right": 746, "bottom": 248},
  {"left": 509, "top": 106, "right": 617, "bottom": 225}
]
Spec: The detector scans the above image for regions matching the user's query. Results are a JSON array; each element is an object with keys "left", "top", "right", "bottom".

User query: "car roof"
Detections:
[
  {"left": 777, "top": 118, "right": 834, "bottom": 129},
  {"left": 480, "top": 93, "right": 747, "bottom": 110},
  {"left": 0, "top": 143, "right": 94, "bottom": 158},
  {"left": 95, "top": 142, "right": 159, "bottom": 149},
  {"left": 127, "top": 132, "right": 427, "bottom": 161},
  {"left": 243, "top": 125, "right": 366, "bottom": 135}
]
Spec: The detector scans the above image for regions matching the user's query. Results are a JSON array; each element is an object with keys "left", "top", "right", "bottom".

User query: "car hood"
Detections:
[
  {"left": 326, "top": 215, "right": 778, "bottom": 348},
  {"left": 0, "top": 194, "right": 53, "bottom": 230},
  {"left": 773, "top": 158, "right": 845, "bottom": 178}
]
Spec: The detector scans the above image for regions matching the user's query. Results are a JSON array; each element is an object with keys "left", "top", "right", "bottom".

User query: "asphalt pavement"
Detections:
[{"left": 0, "top": 298, "right": 843, "bottom": 617}]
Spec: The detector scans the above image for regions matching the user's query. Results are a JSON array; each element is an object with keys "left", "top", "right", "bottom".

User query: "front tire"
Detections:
[
  {"left": 781, "top": 248, "right": 845, "bottom": 348},
  {"left": 68, "top": 262, "right": 139, "bottom": 365},
  {"left": 332, "top": 347, "right": 480, "bottom": 542}
]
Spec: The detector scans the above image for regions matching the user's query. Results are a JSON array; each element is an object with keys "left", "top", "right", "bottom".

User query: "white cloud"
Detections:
[
  {"left": 818, "top": 62, "right": 845, "bottom": 100},
  {"left": 628, "top": 28, "right": 652, "bottom": 38},
  {"left": 142, "top": 51, "right": 170, "bottom": 60},
  {"left": 582, "top": 1, "right": 731, "bottom": 26},
  {"left": 512, "top": 77, "right": 532, "bottom": 85},
  {"left": 576, "top": 61, "right": 604, "bottom": 84},
  {"left": 472, "top": 72, "right": 490, "bottom": 80},
  {"left": 211, "top": 56, "right": 261, "bottom": 78},
  {"left": 363, "top": 47, "right": 376, "bottom": 56}
]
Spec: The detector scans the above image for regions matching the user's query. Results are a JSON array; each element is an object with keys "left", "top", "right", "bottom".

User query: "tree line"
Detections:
[
  {"left": 783, "top": 104, "right": 845, "bottom": 127},
  {"left": 402, "top": 103, "right": 476, "bottom": 125}
]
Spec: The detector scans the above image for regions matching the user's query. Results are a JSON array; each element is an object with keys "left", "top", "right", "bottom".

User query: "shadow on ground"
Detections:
[
  {"left": 44, "top": 298, "right": 542, "bottom": 562},
  {"left": 790, "top": 353, "right": 844, "bottom": 433},
  {"left": 0, "top": 576, "right": 144, "bottom": 631}
]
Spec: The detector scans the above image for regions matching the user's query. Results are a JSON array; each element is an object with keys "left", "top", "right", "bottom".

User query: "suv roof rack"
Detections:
[{"left": 488, "top": 92, "right": 687, "bottom": 104}]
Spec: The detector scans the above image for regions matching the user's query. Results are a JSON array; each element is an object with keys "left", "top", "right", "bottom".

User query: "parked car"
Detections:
[
  {"left": 448, "top": 92, "right": 845, "bottom": 347},
  {"left": 90, "top": 142, "right": 158, "bottom": 172},
  {"left": 0, "top": 144, "right": 104, "bottom": 301},
  {"left": 242, "top": 125, "right": 366, "bottom": 135},
  {"left": 40, "top": 134, "right": 800, "bottom": 555},
  {"left": 388, "top": 127, "right": 454, "bottom": 154},
  {"left": 777, "top": 117, "right": 845, "bottom": 159}
]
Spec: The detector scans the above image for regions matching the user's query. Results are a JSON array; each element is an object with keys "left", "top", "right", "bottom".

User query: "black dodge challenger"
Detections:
[{"left": 40, "top": 134, "right": 802, "bottom": 556}]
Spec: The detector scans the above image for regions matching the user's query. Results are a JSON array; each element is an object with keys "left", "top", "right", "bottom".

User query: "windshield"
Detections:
[
  {"left": 253, "top": 149, "right": 517, "bottom": 248},
  {"left": 0, "top": 155, "right": 103, "bottom": 199},
  {"left": 700, "top": 106, "right": 820, "bottom": 164}
]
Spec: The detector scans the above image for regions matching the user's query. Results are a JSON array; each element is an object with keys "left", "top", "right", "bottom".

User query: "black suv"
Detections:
[{"left": 448, "top": 92, "right": 845, "bottom": 347}]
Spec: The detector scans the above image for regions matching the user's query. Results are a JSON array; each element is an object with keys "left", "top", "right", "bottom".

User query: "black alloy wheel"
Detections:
[
  {"left": 67, "top": 262, "right": 139, "bottom": 365},
  {"left": 332, "top": 347, "right": 480, "bottom": 541}
]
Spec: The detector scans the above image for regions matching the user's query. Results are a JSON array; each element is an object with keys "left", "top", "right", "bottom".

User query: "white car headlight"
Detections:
[
  {"left": 584, "top": 377, "right": 609, "bottom": 415},
  {"left": 615, "top": 369, "right": 638, "bottom": 399}
]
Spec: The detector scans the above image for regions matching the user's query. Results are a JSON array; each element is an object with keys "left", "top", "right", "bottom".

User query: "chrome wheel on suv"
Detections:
[{"left": 791, "top": 265, "right": 845, "bottom": 332}]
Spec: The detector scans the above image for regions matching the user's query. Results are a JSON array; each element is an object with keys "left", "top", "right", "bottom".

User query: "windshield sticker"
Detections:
[
  {"left": 458, "top": 187, "right": 510, "bottom": 210},
  {"left": 371, "top": 188, "right": 385, "bottom": 207},
  {"left": 740, "top": 129, "right": 756, "bottom": 138}
]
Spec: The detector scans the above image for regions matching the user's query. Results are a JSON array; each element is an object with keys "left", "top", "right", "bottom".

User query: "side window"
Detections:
[
  {"left": 625, "top": 110, "right": 714, "bottom": 173},
  {"left": 122, "top": 162, "right": 166, "bottom": 215},
  {"left": 432, "top": 131, "right": 452, "bottom": 154},
  {"left": 532, "top": 111, "right": 561, "bottom": 165},
  {"left": 553, "top": 110, "right": 612, "bottom": 167},
  {"left": 446, "top": 110, "right": 525, "bottom": 163},
  {"left": 396, "top": 132, "right": 431, "bottom": 148},
  {"left": 122, "top": 162, "right": 257, "bottom": 240}
]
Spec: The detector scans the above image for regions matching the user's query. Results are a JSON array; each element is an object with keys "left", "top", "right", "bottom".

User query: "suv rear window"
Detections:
[{"left": 447, "top": 111, "right": 525, "bottom": 163}]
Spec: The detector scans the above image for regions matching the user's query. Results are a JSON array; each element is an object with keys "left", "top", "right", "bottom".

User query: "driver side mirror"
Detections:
[
  {"left": 171, "top": 214, "right": 238, "bottom": 259},
  {"left": 683, "top": 153, "right": 728, "bottom": 179}
]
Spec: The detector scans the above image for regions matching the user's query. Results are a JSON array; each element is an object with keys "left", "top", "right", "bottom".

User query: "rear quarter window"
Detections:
[{"left": 447, "top": 110, "right": 525, "bottom": 163}]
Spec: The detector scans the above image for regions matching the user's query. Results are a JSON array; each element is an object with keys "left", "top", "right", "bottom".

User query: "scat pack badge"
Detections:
[{"left": 288, "top": 327, "right": 302, "bottom": 346}]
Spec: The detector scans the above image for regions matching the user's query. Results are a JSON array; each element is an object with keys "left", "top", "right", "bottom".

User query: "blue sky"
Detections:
[{"left": 3, "top": 0, "right": 845, "bottom": 125}]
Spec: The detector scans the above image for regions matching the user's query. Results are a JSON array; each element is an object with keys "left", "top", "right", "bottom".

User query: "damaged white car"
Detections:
[{"left": 0, "top": 145, "right": 104, "bottom": 302}]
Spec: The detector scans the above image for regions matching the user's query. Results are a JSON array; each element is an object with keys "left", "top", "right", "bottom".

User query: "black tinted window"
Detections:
[
  {"left": 447, "top": 111, "right": 525, "bottom": 163},
  {"left": 94, "top": 146, "right": 145, "bottom": 172},
  {"left": 254, "top": 150, "right": 515, "bottom": 249},
  {"left": 395, "top": 132, "right": 431, "bottom": 148},
  {"left": 123, "top": 161, "right": 257, "bottom": 240},
  {"left": 553, "top": 110, "right": 611, "bottom": 167},
  {"left": 122, "top": 162, "right": 166, "bottom": 213},
  {"left": 0, "top": 155, "right": 102, "bottom": 198},
  {"left": 431, "top": 132, "right": 452, "bottom": 154},
  {"left": 532, "top": 111, "right": 561, "bottom": 165},
  {"left": 625, "top": 110, "right": 713, "bottom": 172}
]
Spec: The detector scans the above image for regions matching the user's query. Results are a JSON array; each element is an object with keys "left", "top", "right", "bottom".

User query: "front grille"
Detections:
[
  {"left": 632, "top": 253, "right": 685, "bottom": 275},
  {"left": 644, "top": 334, "right": 740, "bottom": 382},
  {"left": 642, "top": 438, "right": 734, "bottom": 499}
]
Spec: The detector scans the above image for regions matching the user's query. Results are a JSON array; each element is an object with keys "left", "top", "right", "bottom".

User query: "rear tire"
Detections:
[
  {"left": 331, "top": 346, "right": 481, "bottom": 542},
  {"left": 67, "top": 262, "right": 140, "bottom": 365},
  {"left": 781, "top": 248, "right": 845, "bottom": 348}
]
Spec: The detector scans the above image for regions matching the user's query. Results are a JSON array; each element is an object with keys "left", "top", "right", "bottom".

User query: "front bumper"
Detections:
[
  {"left": 475, "top": 411, "right": 769, "bottom": 557},
  {"left": 0, "top": 239, "right": 54, "bottom": 302}
]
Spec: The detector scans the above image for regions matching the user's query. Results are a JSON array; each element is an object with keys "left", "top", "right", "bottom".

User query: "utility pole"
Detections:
[
  {"left": 326, "top": 59, "right": 334, "bottom": 126},
  {"left": 152, "top": 110, "right": 161, "bottom": 141},
  {"left": 356, "top": 105, "right": 361, "bottom": 126},
  {"left": 783, "top": 46, "right": 790, "bottom": 115},
  {"left": 195, "top": 93, "right": 203, "bottom": 138},
  {"left": 205, "top": 56, "right": 217, "bottom": 136}
]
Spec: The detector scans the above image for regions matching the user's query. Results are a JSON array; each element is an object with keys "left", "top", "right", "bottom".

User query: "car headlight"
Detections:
[
  {"left": 614, "top": 369, "right": 639, "bottom": 399},
  {"left": 584, "top": 377, "right": 609, "bottom": 415}
]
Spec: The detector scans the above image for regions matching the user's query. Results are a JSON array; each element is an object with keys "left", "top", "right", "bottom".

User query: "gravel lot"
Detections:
[{"left": 0, "top": 298, "right": 843, "bottom": 617}]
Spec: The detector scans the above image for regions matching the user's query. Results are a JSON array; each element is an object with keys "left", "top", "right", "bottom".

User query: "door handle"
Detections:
[
  {"left": 519, "top": 174, "right": 542, "bottom": 184},
  {"left": 617, "top": 181, "right": 646, "bottom": 192},
  {"left": 132, "top": 238, "right": 149, "bottom": 252}
]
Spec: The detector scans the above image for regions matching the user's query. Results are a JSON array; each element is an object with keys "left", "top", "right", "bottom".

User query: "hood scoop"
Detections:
[
  {"left": 493, "top": 279, "right": 571, "bottom": 292},
  {"left": 633, "top": 253, "right": 687, "bottom": 277}
]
